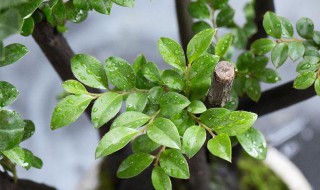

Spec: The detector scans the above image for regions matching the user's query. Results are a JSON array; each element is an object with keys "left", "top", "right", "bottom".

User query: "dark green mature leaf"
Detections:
[
  {"left": 152, "top": 166, "right": 172, "bottom": 190},
  {"left": 207, "top": 134, "right": 232, "bottom": 162},
  {"left": 212, "top": 0, "right": 228, "bottom": 9},
  {"left": 245, "top": 78, "right": 261, "bottom": 102},
  {"left": 304, "top": 49, "right": 320, "bottom": 58},
  {"left": 117, "top": 153, "right": 154, "bottom": 178},
  {"left": 73, "top": 0, "right": 90, "bottom": 9},
  {"left": 296, "top": 17, "right": 314, "bottom": 39},
  {"left": 147, "top": 117, "right": 181, "bottom": 149},
  {"left": 263, "top": 12, "right": 282, "bottom": 39},
  {"left": 200, "top": 108, "right": 257, "bottom": 136},
  {"left": 250, "top": 38, "right": 276, "bottom": 55},
  {"left": 22, "top": 120, "right": 35, "bottom": 141},
  {"left": 187, "top": 100, "right": 206, "bottom": 114},
  {"left": 105, "top": 57, "right": 135, "bottom": 90},
  {"left": 159, "top": 149, "right": 189, "bottom": 179},
  {"left": 126, "top": 92, "right": 148, "bottom": 112},
  {"left": 52, "top": 0, "right": 66, "bottom": 25},
  {"left": 171, "top": 110, "right": 195, "bottom": 136},
  {"left": 62, "top": 80, "right": 87, "bottom": 94},
  {"left": 216, "top": 6, "right": 235, "bottom": 27},
  {"left": 142, "top": 62, "right": 161, "bottom": 83},
  {"left": 187, "top": 29, "right": 216, "bottom": 63},
  {"left": 236, "top": 51, "right": 254, "bottom": 72},
  {"left": 0, "top": 81, "right": 19, "bottom": 107},
  {"left": 233, "top": 28, "right": 248, "bottom": 49},
  {"left": 237, "top": 128, "right": 267, "bottom": 160},
  {"left": 278, "top": 16, "right": 294, "bottom": 38},
  {"left": 91, "top": 92, "right": 122, "bottom": 128},
  {"left": 71, "top": 54, "right": 108, "bottom": 89},
  {"left": 0, "top": 0, "right": 27, "bottom": 10},
  {"left": 95, "top": 127, "right": 138, "bottom": 158},
  {"left": 159, "top": 92, "right": 190, "bottom": 117},
  {"left": 0, "top": 110, "right": 24, "bottom": 151},
  {"left": 314, "top": 77, "right": 320, "bottom": 96},
  {"left": 161, "top": 70, "right": 185, "bottom": 91},
  {"left": 90, "top": 0, "right": 113, "bottom": 15},
  {"left": 271, "top": 43, "right": 288, "bottom": 68},
  {"left": 192, "top": 21, "right": 212, "bottom": 34},
  {"left": 189, "top": 55, "right": 219, "bottom": 100},
  {"left": 111, "top": 111, "right": 150, "bottom": 129},
  {"left": 0, "top": 43, "right": 29, "bottom": 67},
  {"left": 65, "top": 1, "right": 88, "bottom": 23},
  {"left": 148, "top": 86, "right": 164, "bottom": 104},
  {"left": 293, "top": 72, "right": 316, "bottom": 89},
  {"left": 303, "top": 40, "right": 319, "bottom": 51},
  {"left": 256, "top": 68, "right": 281, "bottom": 83},
  {"left": 158, "top": 37, "right": 185, "bottom": 71},
  {"left": 15, "top": 0, "right": 42, "bottom": 19},
  {"left": 133, "top": 54, "right": 156, "bottom": 89},
  {"left": 244, "top": 2, "right": 254, "bottom": 21},
  {"left": 2, "top": 147, "right": 41, "bottom": 169},
  {"left": 51, "top": 94, "right": 94, "bottom": 129},
  {"left": 21, "top": 17, "right": 34, "bottom": 36},
  {"left": 182, "top": 126, "right": 206, "bottom": 158},
  {"left": 188, "top": 1, "right": 210, "bottom": 19},
  {"left": 132, "top": 134, "right": 159, "bottom": 153},
  {"left": 313, "top": 31, "right": 320, "bottom": 45},
  {"left": 288, "top": 41, "right": 305, "bottom": 62},
  {"left": 112, "top": 0, "right": 134, "bottom": 7},
  {"left": 215, "top": 33, "right": 234, "bottom": 57},
  {"left": 0, "top": 10, "right": 22, "bottom": 41},
  {"left": 296, "top": 57, "right": 319, "bottom": 74}
]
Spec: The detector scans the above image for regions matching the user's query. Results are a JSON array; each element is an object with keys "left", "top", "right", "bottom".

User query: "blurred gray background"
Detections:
[{"left": 1, "top": 0, "right": 320, "bottom": 189}]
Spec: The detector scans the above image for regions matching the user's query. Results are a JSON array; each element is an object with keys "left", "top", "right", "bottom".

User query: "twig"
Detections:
[{"left": 175, "top": 0, "right": 193, "bottom": 51}]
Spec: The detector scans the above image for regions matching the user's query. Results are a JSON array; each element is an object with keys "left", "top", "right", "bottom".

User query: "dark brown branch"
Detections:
[
  {"left": 175, "top": 0, "right": 193, "bottom": 51},
  {"left": 0, "top": 171, "right": 56, "bottom": 190}
]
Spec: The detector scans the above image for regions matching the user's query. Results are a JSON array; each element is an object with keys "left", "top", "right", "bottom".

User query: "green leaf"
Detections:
[
  {"left": 233, "top": 28, "right": 248, "bottom": 49},
  {"left": 216, "top": 6, "right": 235, "bottom": 27},
  {"left": 112, "top": 0, "right": 134, "bottom": 7},
  {"left": 278, "top": 16, "right": 294, "bottom": 38},
  {"left": 31, "top": 156, "right": 43, "bottom": 169},
  {"left": 91, "top": 92, "right": 122, "bottom": 128},
  {"left": 256, "top": 68, "right": 281, "bottom": 83},
  {"left": 62, "top": 80, "right": 87, "bottom": 94},
  {"left": 296, "top": 57, "right": 319, "bottom": 73},
  {"left": 250, "top": 38, "right": 276, "bottom": 55},
  {"left": 0, "top": 0, "right": 27, "bottom": 10},
  {"left": 212, "top": 0, "right": 228, "bottom": 9},
  {"left": 313, "top": 31, "right": 320, "bottom": 45},
  {"left": 16, "top": 0, "right": 42, "bottom": 19},
  {"left": 161, "top": 70, "right": 185, "bottom": 91},
  {"left": 2, "top": 147, "right": 40, "bottom": 169},
  {"left": 171, "top": 110, "right": 195, "bottom": 136},
  {"left": 187, "top": 29, "right": 216, "bottom": 63},
  {"left": 111, "top": 111, "right": 150, "bottom": 129},
  {"left": 21, "top": 17, "right": 34, "bottom": 36},
  {"left": 0, "top": 9, "right": 22, "bottom": 41},
  {"left": 215, "top": 33, "right": 234, "bottom": 57},
  {"left": 263, "top": 12, "right": 282, "bottom": 39},
  {"left": 65, "top": 2, "right": 88, "bottom": 23},
  {"left": 0, "top": 110, "right": 24, "bottom": 151},
  {"left": 126, "top": 92, "right": 148, "bottom": 112},
  {"left": 245, "top": 78, "right": 261, "bottom": 102},
  {"left": 71, "top": 54, "right": 108, "bottom": 89},
  {"left": 0, "top": 81, "right": 19, "bottom": 107},
  {"left": 200, "top": 108, "right": 257, "bottom": 136},
  {"left": 73, "top": 0, "right": 90, "bottom": 9},
  {"left": 237, "top": 128, "right": 267, "bottom": 160},
  {"left": 159, "top": 149, "right": 189, "bottom": 179},
  {"left": 51, "top": 94, "right": 94, "bottom": 129},
  {"left": 147, "top": 117, "right": 181, "bottom": 149},
  {"left": 189, "top": 55, "right": 219, "bottom": 100},
  {"left": 142, "top": 62, "right": 161, "bottom": 83},
  {"left": 314, "top": 77, "right": 320, "bottom": 96},
  {"left": 148, "top": 86, "right": 164, "bottom": 104},
  {"left": 192, "top": 21, "right": 212, "bottom": 34},
  {"left": 152, "top": 166, "right": 172, "bottom": 190},
  {"left": 182, "top": 126, "right": 206, "bottom": 158},
  {"left": 117, "top": 153, "right": 154, "bottom": 178},
  {"left": 293, "top": 72, "right": 316, "bottom": 89},
  {"left": 90, "top": 0, "right": 113, "bottom": 15},
  {"left": 296, "top": 17, "right": 314, "bottom": 39},
  {"left": 188, "top": 1, "right": 210, "bottom": 19},
  {"left": 207, "top": 134, "right": 232, "bottom": 162},
  {"left": 0, "top": 43, "right": 29, "bottom": 67},
  {"left": 22, "top": 120, "right": 35, "bottom": 141},
  {"left": 158, "top": 37, "right": 186, "bottom": 71},
  {"left": 105, "top": 56, "right": 135, "bottom": 90},
  {"left": 159, "top": 92, "right": 190, "bottom": 117},
  {"left": 187, "top": 100, "right": 206, "bottom": 114},
  {"left": 271, "top": 43, "right": 288, "bottom": 68},
  {"left": 288, "top": 41, "right": 305, "bottom": 61},
  {"left": 132, "top": 134, "right": 159, "bottom": 153},
  {"left": 95, "top": 127, "right": 138, "bottom": 158},
  {"left": 133, "top": 54, "right": 156, "bottom": 89},
  {"left": 244, "top": 2, "right": 254, "bottom": 21}
]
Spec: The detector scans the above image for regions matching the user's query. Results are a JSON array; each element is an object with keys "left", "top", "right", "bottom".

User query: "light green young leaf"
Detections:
[
  {"left": 0, "top": 81, "right": 19, "bottom": 107},
  {"left": 207, "top": 134, "right": 232, "bottom": 162},
  {"left": 147, "top": 117, "right": 181, "bottom": 149},
  {"left": 187, "top": 100, "right": 206, "bottom": 114},
  {"left": 21, "top": 17, "right": 34, "bottom": 36},
  {"left": 187, "top": 29, "right": 216, "bottom": 63},
  {"left": 215, "top": 33, "right": 234, "bottom": 57},
  {"left": 263, "top": 11, "right": 282, "bottom": 39},
  {"left": 0, "top": 10, "right": 22, "bottom": 41},
  {"left": 2, "top": 147, "right": 41, "bottom": 169},
  {"left": 105, "top": 56, "right": 135, "bottom": 90},
  {"left": 142, "top": 62, "right": 161, "bottom": 83},
  {"left": 117, "top": 153, "right": 154, "bottom": 178},
  {"left": 296, "top": 17, "right": 314, "bottom": 39},
  {"left": 278, "top": 16, "right": 294, "bottom": 38},
  {"left": 159, "top": 92, "right": 190, "bottom": 117},
  {"left": 71, "top": 54, "right": 108, "bottom": 89},
  {"left": 313, "top": 31, "right": 320, "bottom": 45},
  {"left": 16, "top": 0, "right": 42, "bottom": 19},
  {"left": 293, "top": 72, "right": 316, "bottom": 89},
  {"left": 237, "top": 128, "right": 267, "bottom": 160},
  {"left": 250, "top": 38, "right": 276, "bottom": 55},
  {"left": 51, "top": 94, "right": 94, "bottom": 129},
  {"left": 288, "top": 41, "right": 305, "bottom": 62},
  {"left": 182, "top": 126, "right": 206, "bottom": 158},
  {"left": 216, "top": 6, "right": 235, "bottom": 27},
  {"left": 95, "top": 127, "right": 138, "bottom": 158},
  {"left": 112, "top": 0, "right": 134, "bottom": 8},
  {"left": 188, "top": 1, "right": 210, "bottom": 19},
  {"left": 314, "top": 77, "right": 320, "bottom": 96},
  {"left": 159, "top": 149, "right": 189, "bottom": 179},
  {"left": 161, "top": 70, "right": 185, "bottom": 91},
  {"left": 245, "top": 78, "right": 261, "bottom": 102},
  {"left": 192, "top": 21, "right": 212, "bottom": 34},
  {"left": 132, "top": 134, "right": 159, "bottom": 153},
  {"left": 90, "top": 0, "right": 113, "bottom": 15},
  {"left": 22, "top": 120, "right": 35, "bottom": 142},
  {"left": 91, "top": 92, "right": 122, "bottom": 128},
  {"left": 271, "top": 43, "right": 288, "bottom": 68},
  {"left": 111, "top": 111, "right": 150, "bottom": 129},
  {"left": 158, "top": 37, "right": 185, "bottom": 71},
  {"left": 152, "top": 166, "right": 172, "bottom": 190},
  {"left": 0, "top": 43, "right": 29, "bottom": 67},
  {"left": 62, "top": 80, "right": 87, "bottom": 94},
  {"left": 126, "top": 92, "right": 148, "bottom": 112}
]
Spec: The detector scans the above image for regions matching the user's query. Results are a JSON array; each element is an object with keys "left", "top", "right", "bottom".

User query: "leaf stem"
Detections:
[
  {"left": 185, "top": 62, "right": 192, "bottom": 97},
  {"left": 275, "top": 38, "right": 304, "bottom": 43},
  {"left": 140, "top": 110, "right": 161, "bottom": 133},
  {"left": 189, "top": 113, "right": 216, "bottom": 137},
  {"left": 154, "top": 146, "right": 166, "bottom": 166}
]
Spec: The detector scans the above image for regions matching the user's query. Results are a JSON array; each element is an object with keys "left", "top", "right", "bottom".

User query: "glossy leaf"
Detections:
[
  {"left": 188, "top": 1, "right": 210, "bottom": 19},
  {"left": 314, "top": 77, "right": 320, "bottom": 96},
  {"left": 296, "top": 17, "right": 314, "bottom": 39},
  {"left": 148, "top": 86, "right": 164, "bottom": 104},
  {"left": 16, "top": 0, "right": 42, "bottom": 19},
  {"left": 133, "top": 54, "right": 156, "bottom": 89},
  {"left": 90, "top": 0, "right": 113, "bottom": 15},
  {"left": 71, "top": 54, "right": 108, "bottom": 89},
  {"left": 159, "top": 92, "right": 190, "bottom": 117},
  {"left": 51, "top": 94, "right": 94, "bottom": 129},
  {"left": 22, "top": 120, "right": 35, "bottom": 141},
  {"left": 65, "top": 2, "right": 88, "bottom": 23},
  {"left": 215, "top": 33, "right": 233, "bottom": 57},
  {"left": 152, "top": 166, "right": 172, "bottom": 190},
  {"left": 182, "top": 126, "right": 206, "bottom": 158},
  {"left": 105, "top": 56, "right": 135, "bottom": 90},
  {"left": 147, "top": 117, "right": 181, "bottom": 149},
  {"left": 278, "top": 16, "right": 294, "bottom": 38},
  {"left": 117, "top": 153, "right": 154, "bottom": 178},
  {"left": 91, "top": 92, "right": 122, "bottom": 128},
  {"left": 171, "top": 110, "right": 195, "bottom": 136},
  {"left": 0, "top": 10, "right": 22, "bottom": 41},
  {"left": 132, "top": 134, "right": 159, "bottom": 153},
  {"left": 96, "top": 127, "right": 138, "bottom": 158},
  {"left": 142, "top": 62, "right": 161, "bottom": 83},
  {"left": 126, "top": 92, "right": 148, "bottom": 112},
  {"left": 187, "top": 100, "right": 206, "bottom": 114},
  {"left": 62, "top": 80, "right": 87, "bottom": 94},
  {"left": 158, "top": 37, "right": 185, "bottom": 71},
  {"left": 159, "top": 149, "right": 189, "bottom": 179},
  {"left": 21, "top": 17, "right": 34, "bottom": 36},
  {"left": 207, "top": 134, "right": 232, "bottom": 162},
  {"left": 237, "top": 128, "right": 267, "bottom": 160},
  {"left": 245, "top": 78, "right": 261, "bottom": 102},
  {"left": 288, "top": 41, "right": 305, "bottom": 62},
  {"left": 250, "top": 38, "right": 276, "bottom": 55},
  {"left": 2, "top": 147, "right": 41, "bottom": 169},
  {"left": 256, "top": 68, "right": 281, "bottom": 83},
  {"left": 0, "top": 81, "right": 19, "bottom": 107},
  {"left": 263, "top": 12, "right": 282, "bottom": 39},
  {"left": 0, "top": 43, "right": 29, "bottom": 67},
  {"left": 187, "top": 29, "right": 216, "bottom": 63},
  {"left": 112, "top": 0, "right": 134, "bottom": 8},
  {"left": 161, "top": 70, "right": 185, "bottom": 91},
  {"left": 293, "top": 72, "right": 316, "bottom": 89},
  {"left": 192, "top": 21, "right": 212, "bottom": 34},
  {"left": 216, "top": 6, "right": 235, "bottom": 27},
  {"left": 271, "top": 43, "right": 288, "bottom": 68},
  {"left": 296, "top": 57, "right": 319, "bottom": 73},
  {"left": 313, "top": 31, "right": 320, "bottom": 45},
  {"left": 111, "top": 111, "right": 150, "bottom": 129}
]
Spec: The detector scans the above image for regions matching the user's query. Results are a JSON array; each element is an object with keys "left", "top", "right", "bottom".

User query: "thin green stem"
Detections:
[
  {"left": 140, "top": 110, "right": 161, "bottom": 133},
  {"left": 185, "top": 62, "right": 192, "bottom": 97},
  {"left": 276, "top": 38, "right": 304, "bottom": 43},
  {"left": 189, "top": 113, "right": 216, "bottom": 138},
  {"left": 154, "top": 146, "right": 166, "bottom": 166}
]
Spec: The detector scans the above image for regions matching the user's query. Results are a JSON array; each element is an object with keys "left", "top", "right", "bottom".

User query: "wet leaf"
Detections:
[
  {"left": 250, "top": 38, "right": 276, "bottom": 55},
  {"left": 90, "top": 0, "right": 113, "bottom": 15},
  {"left": 278, "top": 16, "right": 294, "bottom": 38},
  {"left": 245, "top": 78, "right": 261, "bottom": 102},
  {"left": 182, "top": 125, "right": 206, "bottom": 158},
  {"left": 296, "top": 17, "right": 314, "bottom": 39},
  {"left": 0, "top": 43, "right": 29, "bottom": 67},
  {"left": 22, "top": 120, "right": 35, "bottom": 141},
  {"left": 159, "top": 149, "right": 189, "bottom": 179},
  {"left": 192, "top": 21, "right": 212, "bottom": 34},
  {"left": 187, "top": 100, "right": 206, "bottom": 114},
  {"left": 293, "top": 72, "right": 316, "bottom": 89},
  {"left": 288, "top": 41, "right": 305, "bottom": 62},
  {"left": 132, "top": 134, "right": 159, "bottom": 153},
  {"left": 112, "top": 0, "right": 134, "bottom": 8},
  {"left": 188, "top": 1, "right": 210, "bottom": 19},
  {"left": 159, "top": 92, "right": 190, "bottom": 117},
  {"left": 0, "top": 81, "right": 19, "bottom": 107},
  {"left": 111, "top": 111, "right": 150, "bottom": 129},
  {"left": 117, "top": 153, "right": 154, "bottom": 178},
  {"left": 152, "top": 166, "right": 172, "bottom": 190},
  {"left": 161, "top": 70, "right": 185, "bottom": 91},
  {"left": 62, "top": 80, "right": 87, "bottom": 94},
  {"left": 207, "top": 134, "right": 232, "bottom": 162},
  {"left": 271, "top": 43, "right": 288, "bottom": 68},
  {"left": 215, "top": 33, "right": 234, "bottom": 57},
  {"left": 263, "top": 11, "right": 282, "bottom": 39},
  {"left": 142, "top": 62, "right": 161, "bottom": 83}
]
